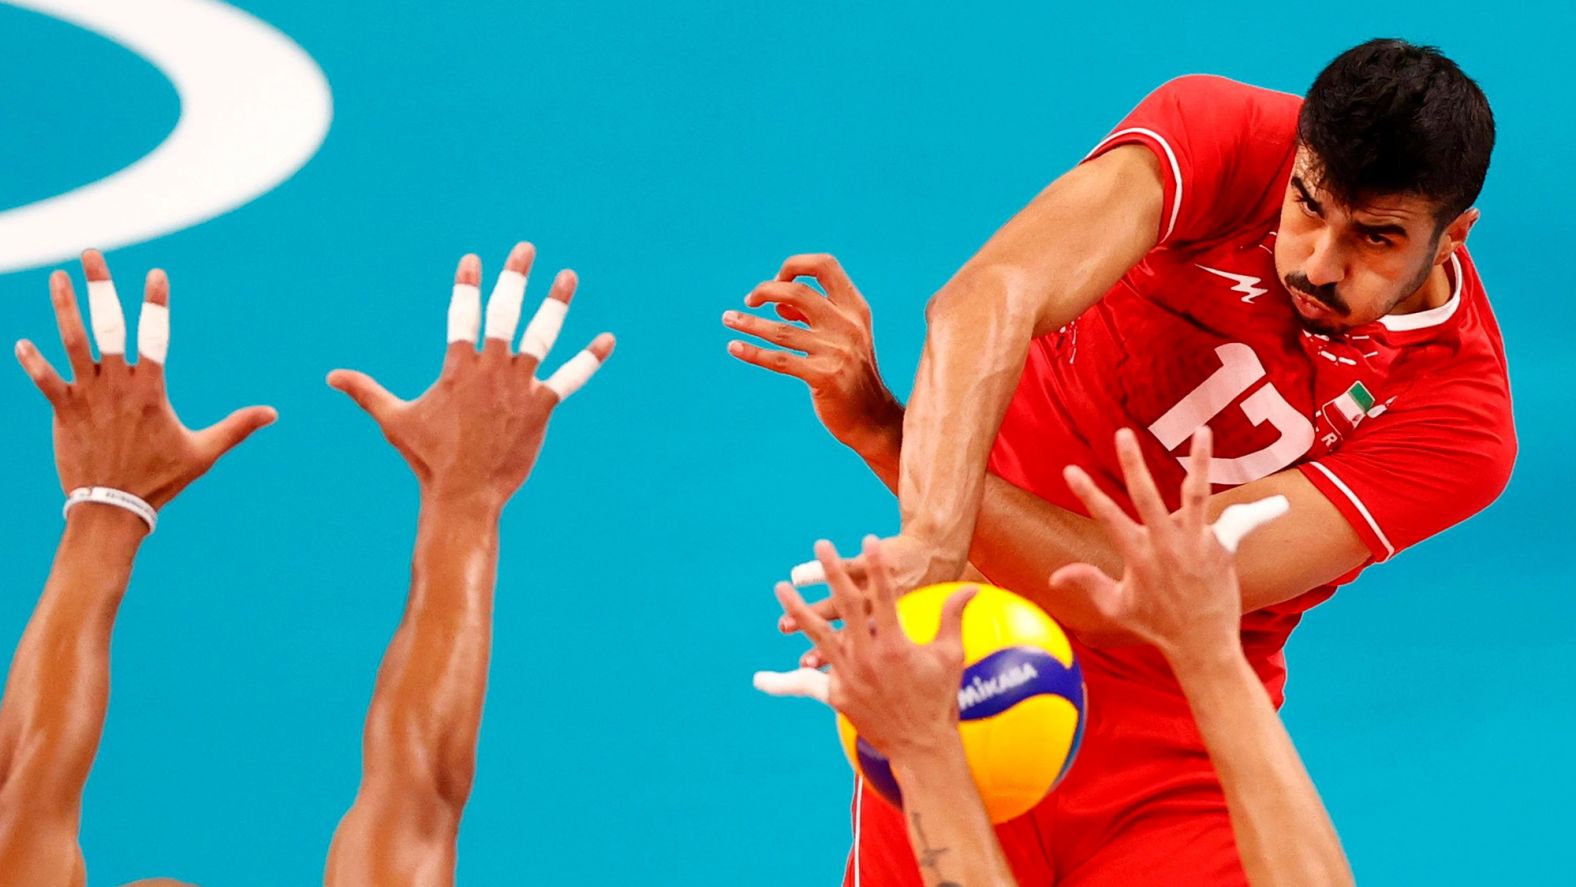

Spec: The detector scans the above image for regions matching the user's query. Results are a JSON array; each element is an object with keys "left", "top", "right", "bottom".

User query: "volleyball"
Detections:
[{"left": 836, "top": 582, "right": 1086, "bottom": 823}]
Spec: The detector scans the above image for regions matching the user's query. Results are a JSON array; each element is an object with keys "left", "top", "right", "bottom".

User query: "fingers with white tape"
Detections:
[
  {"left": 482, "top": 242, "right": 534, "bottom": 346},
  {"left": 790, "top": 560, "right": 826, "bottom": 588},
  {"left": 137, "top": 269, "right": 171, "bottom": 366},
  {"left": 519, "top": 269, "right": 575, "bottom": 363},
  {"left": 543, "top": 333, "right": 615, "bottom": 401},
  {"left": 753, "top": 668, "right": 831, "bottom": 705},
  {"left": 81, "top": 250, "right": 126, "bottom": 357},
  {"left": 447, "top": 255, "right": 483, "bottom": 346},
  {"left": 1211, "top": 495, "right": 1290, "bottom": 553}
]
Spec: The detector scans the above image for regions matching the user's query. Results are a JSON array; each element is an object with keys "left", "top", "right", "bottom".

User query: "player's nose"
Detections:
[{"left": 1302, "top": 230, "right": 1345, "bottom": 287}]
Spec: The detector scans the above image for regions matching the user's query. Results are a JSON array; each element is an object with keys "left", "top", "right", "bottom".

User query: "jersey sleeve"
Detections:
[
  {"left": 1297, "top": 375, "right": 1516, "bottom": 563},
  {"left": 1084, "top": 75, "right": 1300, "bottom": 247}
]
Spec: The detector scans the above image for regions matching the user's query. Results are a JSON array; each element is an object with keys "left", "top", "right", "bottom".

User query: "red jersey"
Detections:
[{"left": 987, "top": 74, "right": 1517, "bottom": 704}]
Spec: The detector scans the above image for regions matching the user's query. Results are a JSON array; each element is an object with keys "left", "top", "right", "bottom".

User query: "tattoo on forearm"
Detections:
[{"left": 911, "top": 812, "right": 961, "bottom": 886}]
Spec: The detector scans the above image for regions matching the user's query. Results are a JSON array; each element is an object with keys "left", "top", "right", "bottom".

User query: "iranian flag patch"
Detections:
[{"left": 1322, "top": 381, "right": 1376, "bottom": 438}]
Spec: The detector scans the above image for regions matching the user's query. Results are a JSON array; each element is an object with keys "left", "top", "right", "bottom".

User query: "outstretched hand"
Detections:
[
  {"left": 14, "top": 250, "right": 276, "bottom": 514},
  {"left": 724, "top": 253, "right": 903, "bottom": 455},
  {"left": 759, "top": 536, "right": 977, "bottom": 760},
  {"left": 1051, "top": 427, "right": 1286, "bottom": 661},
  {"left": 327, "top": 242, "right": 614, "bottom": 511}
]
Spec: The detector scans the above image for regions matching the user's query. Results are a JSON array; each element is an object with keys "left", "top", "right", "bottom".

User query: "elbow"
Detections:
[
  {"left": 361, "top": 718, "right": 477, "bottom": 821},
  {"left": 920, "top": 267, "right": 1033, "bottom": 322},
  {"left": 924, "top": 264, "right": 1040, "bottom": 331}
]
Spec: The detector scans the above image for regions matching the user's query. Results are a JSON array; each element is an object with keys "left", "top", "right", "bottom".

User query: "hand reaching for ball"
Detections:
[{"left": 757, "top": 536, "right": 977, "bottom": 763}]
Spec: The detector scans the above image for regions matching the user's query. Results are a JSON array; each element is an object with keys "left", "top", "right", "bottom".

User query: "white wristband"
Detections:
[{"left": 63, "top": 487, "right": 157, "bottom": 533}]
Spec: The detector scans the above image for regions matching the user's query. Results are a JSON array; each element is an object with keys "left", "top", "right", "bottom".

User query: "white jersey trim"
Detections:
[
  {"left": 1378, "top": 253, "right": 1464, "bottom": 332},
  {"left": 1086, "top": 127, "right": 1183, "bottom": 244},
  {"left": 849, "top": 776, "right": 863, "bottom": 887},
  {"left": 1306, "top": 461, "right": 1396, "bottom": 560}
]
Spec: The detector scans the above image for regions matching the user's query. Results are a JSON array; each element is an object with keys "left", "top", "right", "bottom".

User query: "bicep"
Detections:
[
  {"left": 1209, "top": 470, "right": 1369, "bottom": 613},
  {"left": 952, "top": 145, "right": 1164, "bottom": 336}
]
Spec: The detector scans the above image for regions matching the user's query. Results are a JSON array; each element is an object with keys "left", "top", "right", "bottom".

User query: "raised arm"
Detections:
[
  {"left": 1, "top": 252, "right": 274, "bottom": 884},
  {"left": 887, "top": 145, "right": 1162, "bottom": 589},
  {"left": 768, "top": 540, "right": 1016, "bottom": 887},
  {"left": 324, "top": 244, "right": 613, "bottom": 887},
  {"left": 828, "top": 427, "right": 1364, "bottom": 645},
  {"left": 727, "top": 258, "right": 1367, "bottom": 647}
]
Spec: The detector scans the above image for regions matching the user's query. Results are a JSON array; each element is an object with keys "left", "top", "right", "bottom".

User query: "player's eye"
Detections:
[
  {"left": 1363, "top": 232, "right": 1392, "bottom": 248},
  {"left": 1293, "top": 194, "right": 1319, "bottom": 217}
]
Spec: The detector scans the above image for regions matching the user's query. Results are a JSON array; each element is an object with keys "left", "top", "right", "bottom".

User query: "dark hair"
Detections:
[{"left": 1298, "top": 39, "right": 1495, "bottom": 224}]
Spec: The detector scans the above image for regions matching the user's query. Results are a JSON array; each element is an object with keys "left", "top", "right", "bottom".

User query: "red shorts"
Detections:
[{"left": 843, "top": 674, "right": 1247, "bottom": 886}]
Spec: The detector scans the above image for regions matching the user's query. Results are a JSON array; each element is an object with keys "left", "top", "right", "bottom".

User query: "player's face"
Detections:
[{"left": 1273, "top": 148, "right": 1445, "bottom": 336}]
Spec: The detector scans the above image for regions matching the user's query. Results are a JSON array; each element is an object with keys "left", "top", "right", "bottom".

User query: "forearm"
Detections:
[
  {"left": 890, "top": 741, "right": 1017, "bottom": 887},
  {"left": 857, "top": 429, "right": 1358, "bottom": 619},
  {"left": 357, "top": 493, "right": 500, "bottom": 808},
  {"left": 861, "top": 431, "right": 1122, "bottom": 626},
  {"left": 1171, "top": 650, "right": 1353, "bottom": 887},
  {"left": 898, "top": 268, "right": 1039, "bottom": 580},
  {"left": 895, "top": 148, "right": 1162, "bottom": 581},
  {"left": 0, "top": 507, "right": 143, "bottom": 808}
]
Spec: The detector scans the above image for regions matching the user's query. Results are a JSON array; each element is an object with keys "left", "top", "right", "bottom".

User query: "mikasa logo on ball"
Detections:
[{"left": 958, "top": 661, "right": 1041, "bottom": 714}]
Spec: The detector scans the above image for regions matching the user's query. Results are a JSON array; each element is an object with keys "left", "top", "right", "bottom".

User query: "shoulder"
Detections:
[{"left": 1135, "top": 74, "right": 1303, "bottom": 128}]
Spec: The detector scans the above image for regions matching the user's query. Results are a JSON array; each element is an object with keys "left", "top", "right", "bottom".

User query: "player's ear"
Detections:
[{"left": 1434, "top": 207, "right": 1479, "bottom": 262}]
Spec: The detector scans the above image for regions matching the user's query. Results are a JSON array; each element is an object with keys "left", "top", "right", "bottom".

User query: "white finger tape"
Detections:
[
  {"left": 543, "top": 350, "right": 604, "bottom": 401},
  {"left": 447, "top": 283, "right": 481, "bottom": 344},
  {"left": 482, "top": 270, "right": 528, "bottom": 342},
  {"left": 1211, "top": 495, "right": 1290, "bottom": 553},
  {"left": 790, "top": 560, "right": 825, "bottom": 588},
  {"left": 753, "top": 668, "right": 830, "bottom": 705},
  {"left": 86, "top": 279, "right": 126, "bottom": 355},
  {"left": 137, "top": 302, "right": 170, "bottom": 364},
  {"left": 519, "top": 297, "right": 568, "bottom": 361}
]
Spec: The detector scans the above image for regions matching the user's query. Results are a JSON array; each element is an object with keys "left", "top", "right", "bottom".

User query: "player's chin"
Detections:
[
  {"left": 1291, "top": 301, "right": 1357, "bottom": 337},
  {"left": 1295, "top": 314, "right": 1350, "bottom": 337}
]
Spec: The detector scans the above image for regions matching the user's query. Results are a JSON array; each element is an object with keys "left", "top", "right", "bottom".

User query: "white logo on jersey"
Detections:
[
  {"left": 1196, "top": 264, "right": 1269, "bottom": 304},
  {"left": 1148, "top": 343, "right": 1315, "bottom": 485}
]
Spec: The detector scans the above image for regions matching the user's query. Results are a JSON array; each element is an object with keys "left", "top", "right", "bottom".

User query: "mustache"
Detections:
[{"left": 1283, "top": 272, "right": 1349, "bottom": 315}]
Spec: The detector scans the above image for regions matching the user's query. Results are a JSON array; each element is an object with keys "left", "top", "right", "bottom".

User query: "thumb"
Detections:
[
  {"left": 789, "top": 552, "right": 869, "bottom": 589},
  {"left": 197, "top": 405, "right": 277, "bottom": 460},
  {"left": 1049, "top": 563, "right": 1122, "bottom": 613},
  {"left": 327, "top": 369, "right": 400, "bottom": 422},
  {"left": 934, "top": 584, "right": 979, "bottom": 648},
  {"left": 753, "top": 668, "right": 831, "bottom": 705},
  {"left": 778, "top": 595, "right": 841, "bottom": 634}
]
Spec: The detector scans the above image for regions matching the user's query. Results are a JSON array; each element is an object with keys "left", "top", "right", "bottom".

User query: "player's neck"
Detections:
[{"left": 1389, "top": 260, "right": 1454, "bottom": 317}]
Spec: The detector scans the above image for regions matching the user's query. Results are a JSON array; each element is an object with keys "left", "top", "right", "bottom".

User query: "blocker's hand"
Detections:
[
  {"left": 724, "top": 253, "right": 903, "bottom": 455},
  {"left": 758, "top": 536, "right": 977, "bottom": 760},
  {"left": 13, "top": 249, "right": 276, "bottom": 512},
  {"left": 1050, "top": 428, "right": 1287, "bottom": 659},
  {"left": 328, "top": 243, "right": 613, "bottom": 511},
  {"left": 780, "top": 531, "right": 953, "bottom": 667}
]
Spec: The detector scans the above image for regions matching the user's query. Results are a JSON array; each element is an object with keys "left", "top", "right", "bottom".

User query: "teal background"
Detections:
[{"left": 0, "top": 1, "right": 1569, "bottom": 883}]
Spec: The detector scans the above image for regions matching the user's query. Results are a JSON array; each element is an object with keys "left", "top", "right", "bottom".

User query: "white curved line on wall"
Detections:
[{"left": 0, "top": 0, "right": 332, "bottom": 274}]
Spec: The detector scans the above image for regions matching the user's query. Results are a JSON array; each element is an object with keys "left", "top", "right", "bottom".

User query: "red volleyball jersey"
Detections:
[{"left": 986, "top": 74, "right": 1516, "bottom": 703}]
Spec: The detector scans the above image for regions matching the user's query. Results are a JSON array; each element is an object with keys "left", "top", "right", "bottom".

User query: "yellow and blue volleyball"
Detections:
[{"left": 835, "top": 582, "right": 1086, "bottom": 823}]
